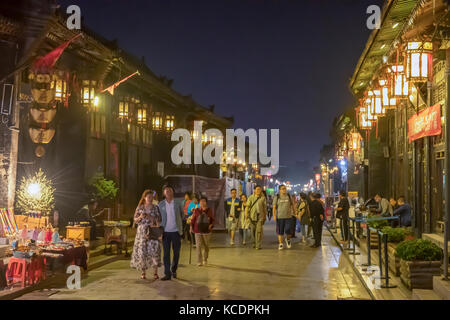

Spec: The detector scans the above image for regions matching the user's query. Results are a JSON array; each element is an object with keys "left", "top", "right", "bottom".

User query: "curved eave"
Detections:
[{"left": 350, "top": 0, "right": 420, "bottom": 95}]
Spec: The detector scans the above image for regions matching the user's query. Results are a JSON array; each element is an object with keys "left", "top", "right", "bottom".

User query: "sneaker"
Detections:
[
  {"left": 197, "top": 262, "right": 203, "bottom": 267},
  {"left": 242, "top": 241, "right": 246, "bottom": 245},
  {"left": 160, "top": 275, "right": 171, "bottom": 281},
  {"left": 230, "top": 240, "right": 234, "bottom": 246},
  {"left": 278, "top": 243, "right": 284, "bottom": 250},
  {"left": 203, "top": 260, "right": 207, "bottom": 266},
  {"left": 285, "top": 238, "right": 292, "bottom": 249}
]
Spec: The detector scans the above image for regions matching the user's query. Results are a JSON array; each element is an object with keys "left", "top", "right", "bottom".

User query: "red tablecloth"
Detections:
[{"left": 42, "top": 246, "right": 88, "bottom": 270}]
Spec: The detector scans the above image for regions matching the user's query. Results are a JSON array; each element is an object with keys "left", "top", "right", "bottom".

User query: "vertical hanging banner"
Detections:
[{"left": 408, "top": 104, "right": 441, "bottom": 143}]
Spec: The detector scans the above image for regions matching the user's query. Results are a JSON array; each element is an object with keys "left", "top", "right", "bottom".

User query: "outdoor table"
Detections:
[{"left": 103, "top": 222, "right": 130, "bottom": 257}]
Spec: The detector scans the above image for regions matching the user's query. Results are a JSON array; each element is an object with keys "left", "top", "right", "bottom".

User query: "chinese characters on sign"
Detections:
[{"left": 408, "top": 104, "right": 441, "bottom": 143}]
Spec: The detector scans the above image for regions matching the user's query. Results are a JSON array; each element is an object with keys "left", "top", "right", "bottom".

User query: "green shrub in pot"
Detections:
[
  {"left": 395, "top": 239, "right": 442, "bottom": 261},
  {"left": 380, "top": 226, "right": 405, "bottom": 243},
  {"left": 367, "top": 218, "right": 389, "bottom": 230}
]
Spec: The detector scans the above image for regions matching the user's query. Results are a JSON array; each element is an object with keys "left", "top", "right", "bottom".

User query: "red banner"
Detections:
[{"left": 408, "top": 104, "right": 441, "bottom": 143}]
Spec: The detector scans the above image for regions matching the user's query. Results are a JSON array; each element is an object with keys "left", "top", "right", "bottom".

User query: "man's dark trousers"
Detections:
[
  {"left": 163, "top": 232, "right": 181, "bottom": 278},
  {"left": 313, "top": 217, "right": 323, "bottom": 246},
  {"left": 341, "top": 215, "right": 349, "bottom": 241}
]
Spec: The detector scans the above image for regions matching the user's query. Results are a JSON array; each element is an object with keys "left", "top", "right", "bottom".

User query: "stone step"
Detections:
[
  {"left": 87, "top": 254, "right": 123, "bottom": 271},
  {"left": 433, "top": 276, "right": 450, "bottom": 300},
  {"left": 412, "top": 289, "right": 442, "bottom": 300},
  {"left": 87, "top": 243, "right": 133, "bottom": 271}
]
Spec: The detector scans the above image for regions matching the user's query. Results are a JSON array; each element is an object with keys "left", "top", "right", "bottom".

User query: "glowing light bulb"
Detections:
[{"left": 27, "top": 183, "right": 41, "bottom": 198}]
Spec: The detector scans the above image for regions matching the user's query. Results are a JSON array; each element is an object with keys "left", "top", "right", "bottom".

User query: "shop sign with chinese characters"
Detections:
[{"left": 408, "top": 104, "right": 441, "bottom": 143}]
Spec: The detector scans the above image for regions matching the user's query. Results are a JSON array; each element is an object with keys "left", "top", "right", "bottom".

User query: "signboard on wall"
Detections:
[{"left": 408, "top": 104, "right": 441, "bottom": 143}]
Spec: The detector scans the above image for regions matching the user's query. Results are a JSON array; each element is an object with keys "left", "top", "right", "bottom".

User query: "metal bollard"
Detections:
[
  {"left": 377, "top": 230, "right": 385, "bottom": 279},
  {"left": 344, "top": 217, "right": 352, "bottom": 251},
  {"left": 362, "top": 222, "right": 371, "bottom": 267},
  {"left": 381, "top": 233, "right": 397, "bottom": 288},
  {"left": 348, "top": 219, "right": 360, "bottom": 255}
]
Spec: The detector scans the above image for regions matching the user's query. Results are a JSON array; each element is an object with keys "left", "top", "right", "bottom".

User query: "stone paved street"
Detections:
[{"left": 17, "top": 221, "right": 371, "bottom": 300}]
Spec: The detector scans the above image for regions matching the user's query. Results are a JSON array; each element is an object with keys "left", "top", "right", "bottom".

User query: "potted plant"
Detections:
[
  {"left": 87, "top": 173, "right": 119, "bottom": 217},
  {"left": 395, "top": 239, "right": 442, "bottom": 290},
  {"left": 380, "top": 226, "right": 406, "bottom": 276}
]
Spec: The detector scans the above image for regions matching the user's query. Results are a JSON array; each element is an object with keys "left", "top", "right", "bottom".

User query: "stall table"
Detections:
[
  {"left": 103, "top": 221, "right": 131, "bottom": 256},
  {"left": 41, "top": 244, "right": 88, "bottom": 270}
]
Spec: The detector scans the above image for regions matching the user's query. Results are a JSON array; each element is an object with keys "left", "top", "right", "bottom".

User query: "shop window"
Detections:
[
  {"left": 137, "top": 103, "right": 148, "bottom": 125},
  {"left": 81, "top": 80, "right": 97, "bottom": 107},
  {"left": 152, "top": 112, "right": 163, "bottom": 130},
  {"left": 166, "top": 115, "right": 175, "bottom": 131},
  {"left": 119, "top": 96, "right": 129, "bottom": 119},
  {"left": 54, "top": 78, "right": 67, "bottom": 102}
]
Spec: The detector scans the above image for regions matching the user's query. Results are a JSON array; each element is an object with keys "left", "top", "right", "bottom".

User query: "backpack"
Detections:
[{"left": 196, "top": 210, "right": 211, "bottom": 233}]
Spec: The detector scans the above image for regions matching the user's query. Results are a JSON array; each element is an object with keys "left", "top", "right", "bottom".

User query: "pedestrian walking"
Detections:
[
  {"left": 181, "top": 192, "right": 191, "bottom": 241},
  {"left": 267, "top": 195, "right": 273, "bottom": 221},
  {"left": 297, "top": 193, "right": 310, "bottom": 243},
  {"left": 158, "top": 185, "right": 184, "bottom": 281},
  {"left": 309, "top": 192, "right": 324, "bottom": 248},
  {"left": 272, "top": 185, "right": 295, "bottom": 250},
  {"left": 306, "top": 192, "right": 314, "bottom": 239},
  {"left": 225, "top": 188, "right": 241, "bottom": 246},
  {"left": 336, "top": 190, "right": 350, "bottom": 246},
  {"left": 186, "top": 194, "right": 200, "bottom": 246},
  {"left": 238, "top": 194, "right": 250, "bottom": 245},
  {"left": 190, "top": 196, "right": 214, "bottom": 266},
  {"left": 245, "top": 185, "right": 267, "bottom": 250},
  {"left": 130, "top": 189, "right": 162, "bottom": 280},
  {"left": 290, "top": 194, "right": 298, "bottom": 239}
]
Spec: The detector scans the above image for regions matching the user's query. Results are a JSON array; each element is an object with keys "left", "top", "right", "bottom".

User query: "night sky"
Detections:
[{"left": 60, "top": 0, "right": 384, "bottom": 184}]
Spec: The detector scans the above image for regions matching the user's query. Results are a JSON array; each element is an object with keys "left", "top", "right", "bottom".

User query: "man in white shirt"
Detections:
[{"left": 158, "top": 185, "right": 184, "bottom": 281}]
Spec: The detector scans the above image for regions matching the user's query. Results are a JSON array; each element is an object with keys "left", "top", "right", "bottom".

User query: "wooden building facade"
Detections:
[{"left": 0, "top": 1, "right": 233, "bottom": 222}]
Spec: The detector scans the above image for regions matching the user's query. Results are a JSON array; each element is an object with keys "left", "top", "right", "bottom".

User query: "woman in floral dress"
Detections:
[{"left": 131, "top": 189, "right": 162, "bottom": 280}]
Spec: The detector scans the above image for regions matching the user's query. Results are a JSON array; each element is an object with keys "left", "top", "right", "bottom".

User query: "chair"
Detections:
[{"left": 6, "top": 257, "right": 29, "bottom": 288}]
